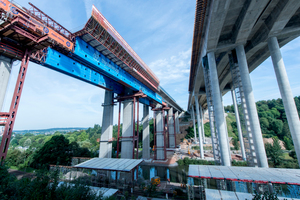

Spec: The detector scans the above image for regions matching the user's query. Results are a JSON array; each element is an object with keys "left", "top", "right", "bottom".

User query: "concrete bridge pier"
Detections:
[
  {"left": 121, "top": 99, "right": 134, "bottom": 159},
  {"left": 207, "top": 51, "right": 231, "bottom": 166},
  {"left": 168, "top": 107, "right": 175, "bottom": 148},
  {"left": 231, "top": 88, "right": 246, "bottom": 161},
  {"left": 142, "top": 104, "right": 150, "bottom": 160},
  {"left": 199, "top": 104, "right": 206, "bottom": 144},
  {"left": 175, "top": 111, "right": 179, "bottom": 134},
  {"left": 155, "top": 105, "right": 165, "bottom": 160},
  {"left": 191, "top": 105, "right": 197, "bottom": 143},
  {"left": 236, "top": 45, "right": 268, "bottom": 168},
  {"left": 268, "top": 37, "right": 300, "bottom": 166},
  {"left": 0, "top": 56, "right": 13, "bottom": 111},
  {"left": 194, "top": 95, "right": 204, "bottom": 158},
  {"left": 99, "top": 90, "right": 114, "bottom": 158}
]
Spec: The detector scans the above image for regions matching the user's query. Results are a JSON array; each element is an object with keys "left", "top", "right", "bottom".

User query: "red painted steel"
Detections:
[
  {"left": 0, "top": 49, "right": 31, "bottom": 163},
  {"left": 91, "top": 6, "right": 159, "bottom": 84},
  {"left": 26, "top": 3, "right": 73, "bottom": 40}
]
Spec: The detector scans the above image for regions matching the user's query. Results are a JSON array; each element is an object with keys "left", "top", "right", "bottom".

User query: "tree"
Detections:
[
  {"left": 232, "top": 137, "right": 239, "bottom": 150},
  {"left": 265, "top": 137, "right": 283, "bottom": 166},
  {"left": 283, "top": 136, "right": 293, "bottom": 150},
  {"left": 24, "top": 138, "right": 32, "bottom": 148},
  {"left": 32, "top": 135, "right": 71, "bottom": 168}
]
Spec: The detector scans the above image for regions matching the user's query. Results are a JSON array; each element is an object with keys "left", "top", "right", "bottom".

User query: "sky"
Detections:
[{"left": 2, "top": 0, "right": 300, "bottom": 130}]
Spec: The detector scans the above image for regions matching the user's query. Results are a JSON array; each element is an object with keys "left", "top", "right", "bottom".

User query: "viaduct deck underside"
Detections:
[{"left": 189, "top": 0, "right": 300, "bottom": 109}]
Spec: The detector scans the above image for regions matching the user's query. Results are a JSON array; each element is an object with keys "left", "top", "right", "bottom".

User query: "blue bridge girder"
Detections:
[
  {"left": 41, "top": 40, "right": 162, "bottom": 105},
  {"left": 72, "top": 37, "right": 162, "bottom": 103}
]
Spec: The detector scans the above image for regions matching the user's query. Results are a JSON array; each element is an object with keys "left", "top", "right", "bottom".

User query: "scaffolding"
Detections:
[{"left": 229, "top": 53, "right": 257, "bottom": 167}]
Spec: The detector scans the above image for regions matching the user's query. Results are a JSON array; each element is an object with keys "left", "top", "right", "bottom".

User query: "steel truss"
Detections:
[
  {"left": 229, "top": 53, "right": 258, "bottom": 167},
  {"left": 0, "top": 49, "right": 30, "bottom": 163}
]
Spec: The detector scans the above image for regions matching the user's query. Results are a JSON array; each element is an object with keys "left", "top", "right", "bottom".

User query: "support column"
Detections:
[
  {"left": 121, "top": 99, "right": 134, "bottom": 159},
  {"left": 99, "top": 91, "right": 114, "bottom": 158},
  {"left": 191, "top": 105, "right": 197, "bottom": 142},
  {"left": 200, "top": 105, "right": 206, "bottom": 143},
  {"left": 268, "top": 37, "right": 300, "bottom": 166},
  {"left": 194, "top": 96, "right": 204, "bottom": 158},
  {"left": 231, "top": 89, "right": 246, "bottom": 161},
  {"left": 236, "top": 44, "right": 268, "bottom": 168},
  {"left": 175, "top": 111, "right": 179, "bottom": 134},
  {"left": 156, "top": 105, "right": 165, "bottom": 160},
  {"left": 142, "top": 104, "right": 150, "bottom": 159},
  {"left": 0, "top": 56, "right": 13, "bottom": 111},
  {"left": 168, "top": 107, "right": 175, "bottom": 148},
  {"left": 207, "top": 51, "right": 231, "bottom": 166}
]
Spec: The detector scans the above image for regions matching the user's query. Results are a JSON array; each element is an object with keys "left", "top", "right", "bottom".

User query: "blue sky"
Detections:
[{"left": 2, "top": 0, "right": 300, "bottom": 130}]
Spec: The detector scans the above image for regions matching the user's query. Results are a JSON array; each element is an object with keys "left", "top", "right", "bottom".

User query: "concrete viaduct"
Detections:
[
  {"left": 188, "top": 0, "right": 300, "bottom": 167},
  {"left": 0, "top": 1, "right": 183, "bottom": 162}
]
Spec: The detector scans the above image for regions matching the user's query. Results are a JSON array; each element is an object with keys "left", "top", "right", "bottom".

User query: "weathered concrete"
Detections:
[
  {"left": 121, "top": 99, "right": 134, "bottom": 159},
  {"left": 175, "top": 111, "right": 179, "bottom": 134},
  {"left": 99, "top": 91, "right": 114, "bottom": 158},
  {"left": 236, "top": 44, "right": 268, "bottom": 168},
  {"left": 0, "top": 56, "right": 13, "bottom": 111},
  {"left": 231, "top": 89, "right": 246, "bottom": 161},
  {"left": 268, "top": 36, "right": 300, "bottom": 166},
  {"left": 199, "top": 104, "right": 206, "bottom": 143},
  {"left": 168, "top": 107, "right": 175, "bottom": 148},
  {"left": 191, "top": 105, "right": 197, "bottom": 143},
  {"left": 194, "top": 96, "right": 204, "bottom": 158},
  {"left": 155, "top": 105, "right": 165, "bottom": 160},
  {"left": 208, "top": 51, "right": 231, "bottom": 166},
  {"left": 142, "top": 104, "right": 150, "bottom": 159}
]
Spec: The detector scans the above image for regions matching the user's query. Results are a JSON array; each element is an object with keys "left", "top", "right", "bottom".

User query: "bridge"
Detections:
[
  {"left": 0, "top": 1, "right": 183, "bottom": 162},
  {"left": 188, "top": 0, "right": 300, "bottom": 167}
]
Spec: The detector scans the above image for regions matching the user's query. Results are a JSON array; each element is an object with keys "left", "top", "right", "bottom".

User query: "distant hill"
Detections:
[{"left": 13, "top": 127, "right": 89, "bottom": 135}]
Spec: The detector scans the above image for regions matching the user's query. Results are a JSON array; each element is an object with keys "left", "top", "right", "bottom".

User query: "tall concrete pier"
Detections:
[
  {"left": 121, "top": 100, "right": 134, "bottom": 159},
  {"left": 99, "top": 91, "right": 114, "bottom": 158},
  {"left": 268, "top": 36, "right": 300, "bottom": 166},
  {"left": 236, "top": 45, "right": 268, "bottom": 168},
  {"left": 208, "top": 52, "right": 231, "bottom": 166},
  {"left": 168, "top": 107, "right": 175, "bottom": 148},
  {"left": 142, "top": 104, "right": 150, "bottom": 159},
  {"left": 155, "top": 105, "right": 165, "bottom": 160},
  {"left": 0, "top": 56, "right": 13, "bottom": 111}
]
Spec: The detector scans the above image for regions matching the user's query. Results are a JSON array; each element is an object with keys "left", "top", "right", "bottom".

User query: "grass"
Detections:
[{"left": 280, "top": 152, "right": 293, "bottom": 160}]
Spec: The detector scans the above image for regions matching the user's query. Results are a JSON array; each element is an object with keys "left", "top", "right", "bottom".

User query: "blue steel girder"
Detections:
[
  {"left": 72, "top": 37, "right": 162, "bottom": 104},
  {"left": 44, "top": 48, "right": 124, "bottom": 94}
]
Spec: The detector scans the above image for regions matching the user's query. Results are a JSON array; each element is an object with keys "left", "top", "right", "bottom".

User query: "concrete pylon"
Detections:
[
  {"left": 175, "top": 111, "right": 179, "bottom": 134},
  {"left": 191, "top": 105, "right": 197, "bottom": 143},
  {"left": 121, "top": 99, "right": 134, "bottom": 159},
  {"left": 99, "top": 90, "right": 114, "bottom": 158},
  {"left": 268, "top": 37, "right": 300, "bottom": 166},
  {"left": 0, "top": 56, "right": 13, "bottom": 111},
  {"left": 168, "top": 107, "right": 175, "bottom": 148},
  {"left": 207, "top": 51, "right": 231, "bottom": 166},
  {"left": 194, "top": 96, "right": 204, "bottom": 158},
  {"left": 155, "top": 105, "right": 165, "bottom": 160},
  {"left": 231, "top": 89, "right": 246, "bottom": 161},
  {"left": 199, "top": 104, "right": 206, "bottom": 143},
  {"left": 142, "top": 104, "right": 150, "bottom": 160},
  {"left": 236, "top": 44, "right": 268, "bottom": 168}
]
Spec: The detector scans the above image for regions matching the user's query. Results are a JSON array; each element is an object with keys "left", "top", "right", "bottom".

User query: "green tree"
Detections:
[
  {"left": 283, "top": 136, "right": 293, "bottom": 150},
  {"left": 265, "top": 137, "right": 283, "bottom": 166},
  {"left": 32, "top": 135, "right": 71, "bottom": 168}
]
